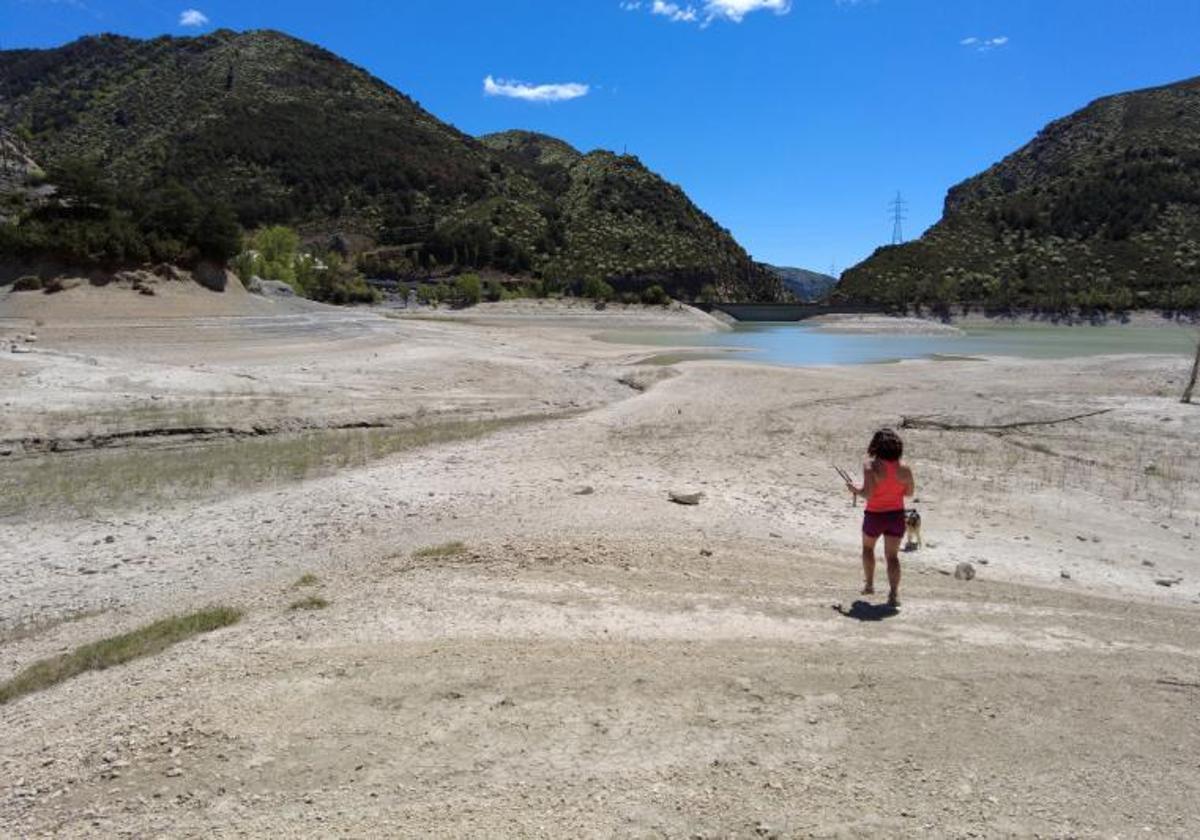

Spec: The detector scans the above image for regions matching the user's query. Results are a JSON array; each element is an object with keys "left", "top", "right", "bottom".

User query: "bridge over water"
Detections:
[{"left": 696, "top": 303, "right": 889, "bottom": 322}]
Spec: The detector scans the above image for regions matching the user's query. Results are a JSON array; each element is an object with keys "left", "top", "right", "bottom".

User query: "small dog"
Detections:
[{"left": 904, "top": 509, "right": 922, "bottom": 551}]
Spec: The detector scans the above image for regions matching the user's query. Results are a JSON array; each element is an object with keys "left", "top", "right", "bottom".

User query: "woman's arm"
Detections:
[
  {"left": 856, "top": 460, "right": 878, "bottom": 497},
  {"left": 901, "top": 465, "right": 916, "bottom": 497}
]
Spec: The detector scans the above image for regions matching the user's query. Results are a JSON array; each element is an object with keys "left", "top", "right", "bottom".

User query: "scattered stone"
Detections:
[
  {"left": 699, "top": 548, "right": 713, "bottom": 557},
  {"left": 769, "top": 532, "right": 782, "bottom": 539},
  {"left": 153, "top": 263, "right": 189, "bottom": 282},
  {"left": 258, "top": 279, "right": 296, "bottom": 298},
  {"left": 574, "top": 486, "right": 594, "bottom": 496},
  {"left": 1142, "top": 560, "right": 1156, "bottom": 567},
  {"left": 954, "top": 562, "right": 976, "bottom": 581},
  {"left": 1060, "top": 570, "right": 1072, "bottom": 580},
  {"left": 11, "top": 344, "right": 31, "bottom": 354},
  {"left": 1155, "top": 577, "right": 1183, "bottom": 588},
  {"left": 104, "top": 535, "right": 116, "bottom": 544},
  {"left": 668, "top": 490, "right": 704, "bottom": 506},
  {"left": 165, "top": 767, "right": 183, "bottom": 778}
]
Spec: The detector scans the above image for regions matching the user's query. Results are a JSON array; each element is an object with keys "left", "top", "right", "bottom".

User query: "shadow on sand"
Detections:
[{"left": 833, "top": 600, "right": 899, "bottom": 622}]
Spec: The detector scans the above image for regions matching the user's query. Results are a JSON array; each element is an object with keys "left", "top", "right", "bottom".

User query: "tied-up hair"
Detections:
[{"left": 868, "top": 428, "right": 904, "bottom": 462}]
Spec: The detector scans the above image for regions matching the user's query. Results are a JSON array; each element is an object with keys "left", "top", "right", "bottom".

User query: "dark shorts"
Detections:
[{"left": 863, "top": 510, "right": 906, "bottom": 539}]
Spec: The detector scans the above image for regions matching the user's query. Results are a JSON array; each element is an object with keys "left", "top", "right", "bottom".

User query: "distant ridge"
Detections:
[
  {"left": 763, "top": 265, "right": 838, "bottom": 302},
  {"left": 835, "top": 75, "right": 1200, "bottom": 311},
  {"left": 0, "top": 31, "right": 783, "bottom": 302}
]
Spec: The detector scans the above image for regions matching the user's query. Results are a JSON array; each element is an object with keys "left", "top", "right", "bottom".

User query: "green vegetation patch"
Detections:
[
  {"left": 2, "top": 414, "right": 542, "bottom": 520},
  {"left": 0, "top": 607, "right": 242, "bottom": 705},
  {"left": 292, "top": 573, "right": 320, "bottom": 588},
  {"left": 288, "top": 595, "right": 330, "bottom": 611},
  {"left": 413, "top": 541, "right": 467, "bottom": 559}
]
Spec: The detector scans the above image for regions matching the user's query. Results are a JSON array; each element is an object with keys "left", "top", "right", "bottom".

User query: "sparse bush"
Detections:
[
  {"left": 454, "top": 273, "right": 482, "bottom": 305},
  {"left": 484, "top": 276, "right": 504, "bottom": 302},
  {"left": 11, "top": 275, "right": 42, "bottom": 291},
  {"left": 413, "top": 541, "right": 467, "bottom": 559},
  {"left": 581, "top": 276, "right": 614, "bottom": 301},
  {"left": 289, "top": 595, "right": 329, "bottom": 611},
  {"left": 641, "top": 284, "right": 669, "bottom": 306}
]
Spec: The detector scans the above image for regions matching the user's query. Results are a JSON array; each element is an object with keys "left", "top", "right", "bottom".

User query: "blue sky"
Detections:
[{"left": 4, "top": 0, "right": 1200, "bottom": 272}]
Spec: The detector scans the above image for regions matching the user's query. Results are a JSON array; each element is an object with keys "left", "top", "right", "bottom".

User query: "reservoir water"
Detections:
[{"left": 604, "top": 322, "right": 1197, "bottom": 367}]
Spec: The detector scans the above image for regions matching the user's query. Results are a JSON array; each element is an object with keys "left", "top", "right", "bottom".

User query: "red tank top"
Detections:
[{"left": 866, "top": 460, "right": 906, "bottom": 513}]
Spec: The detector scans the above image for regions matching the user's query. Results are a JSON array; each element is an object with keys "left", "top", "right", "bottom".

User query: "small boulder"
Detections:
[
  {"left": 668, "top": 490, "right": 704, "bottom": 506},
  {"left": 574, "top": 486, "right": 594, "bottom": 496},
  {"left": 42, "top": 277, "right": 82, "bottom": 294},
  {"left": 193, "top": 261, "right": 230, "bottom": 292},
  {"left": 153, "top": 263, "right": 189, "bottom": 282},
  {"left": 954, "top": 562, "right": 976, "bottom": 581},
  {"left": 259, "top": 280, "right": 296, "bottom": 298}
]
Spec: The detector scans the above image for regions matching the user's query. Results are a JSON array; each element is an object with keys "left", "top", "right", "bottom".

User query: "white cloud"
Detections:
[
  {"left": 483, "top": 76, "right": 590, "bottom": 103},
  {"left": 704, "top": 0, "right": 790, "bottom": 23},
  {"left": 628, "top": 0, "right": 790, "bottom": 25},
  {"left": 651, "top": 1, "right": 698, "bottom": 22},
  {"left": 961, "top": 34, "right": 1009, "bottom": 51},
  {"left": 179, "top": 8, "right": 209, "bottom": 27}
]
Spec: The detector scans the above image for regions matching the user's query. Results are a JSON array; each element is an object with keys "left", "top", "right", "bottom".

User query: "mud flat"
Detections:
[{"left": 2, "top": 286, "right": 1200, "bottom": 836}]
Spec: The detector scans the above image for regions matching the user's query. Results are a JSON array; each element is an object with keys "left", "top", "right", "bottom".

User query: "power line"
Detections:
[{"left": 888, "top": 190, "right": 908, "bottom": 245}]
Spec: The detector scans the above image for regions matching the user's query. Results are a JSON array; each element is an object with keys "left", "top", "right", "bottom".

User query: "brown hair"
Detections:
[{"left": 868, "top": 428, "right": 904, "bottom": 462}]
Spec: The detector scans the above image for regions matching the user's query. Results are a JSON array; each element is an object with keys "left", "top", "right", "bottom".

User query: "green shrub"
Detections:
[
  {"left": 288, "top": 595, "right": 329, "bottom": 611},
  {"left": 641, "top": 284, "right": 669, "bottom": 305},
  {"left": 455, "top": 273, "right": 482, "bottom": 305},
  {"left": 484, "top": 276, "right": 505, "bottom": 302},
  {"left": 12, "top": 275, "right": 43, "bottom": 292},
  {"left": 581, "top": 276, "right": 614, "bottom": 301}
]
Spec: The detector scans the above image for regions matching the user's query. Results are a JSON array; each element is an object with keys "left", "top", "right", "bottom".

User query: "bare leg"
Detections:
[
  {"left": 861, "top": 534, "right": 878, "bottom": 594},
  {"left": 884, "top": 535, "right": 902, "bottom": 606}
]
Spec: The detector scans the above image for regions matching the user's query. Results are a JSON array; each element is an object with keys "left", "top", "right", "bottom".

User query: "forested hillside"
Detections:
[
  {"left": 0, "top": 31, "right": 781, "bottom": 302},
  {"left": 835, "top": 76, "right": 1200, "bottom": 312}
]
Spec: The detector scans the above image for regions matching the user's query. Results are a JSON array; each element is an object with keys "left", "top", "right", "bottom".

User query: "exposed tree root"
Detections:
[{"left": 900, "top": 409, "right": 1112, "bottom": 434}]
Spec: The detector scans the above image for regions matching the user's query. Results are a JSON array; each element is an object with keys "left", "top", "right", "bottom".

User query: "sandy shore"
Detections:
[{"left": 2, "top": 286, "right": 1200, "bottom": 836}]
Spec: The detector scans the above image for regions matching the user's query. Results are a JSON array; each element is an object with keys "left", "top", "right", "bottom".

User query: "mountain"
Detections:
[
  {"left": 0, "top": 30, "right": 782, "bottom": 302},
  {"left": 763, "top": 265, "right": 838, "bottom": 302},
  {"left": 478, "top": 131, "right": 781, "bottom": 301},
  {"left": 834, "top": 76, "right": 1200, "bottom": 312}
]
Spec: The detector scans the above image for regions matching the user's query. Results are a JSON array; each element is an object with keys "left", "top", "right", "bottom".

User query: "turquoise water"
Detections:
[{"left": 604, "top": 322, "right": 1197, "bottom": 366}]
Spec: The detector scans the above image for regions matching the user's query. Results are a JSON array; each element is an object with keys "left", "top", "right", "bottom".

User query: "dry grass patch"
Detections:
[
  {"left": 0, "top": 607, "right": 242, "bottom": 705},
  {"left": 289, "top": 595, "right": 330, "bottom": 611},
  {"left": 2, "top": 415, "right": 544, "bottom": 519},
  {"left": 293, "top": 573, "right": 320, "bottom": 588},
  {"left": 413, "top": 541, "right": 467, "bottom": 560}
]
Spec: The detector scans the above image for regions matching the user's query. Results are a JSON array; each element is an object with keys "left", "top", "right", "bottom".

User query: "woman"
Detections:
[{"left": 844, "top": 428, "right": 915, "bottom": 608}]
